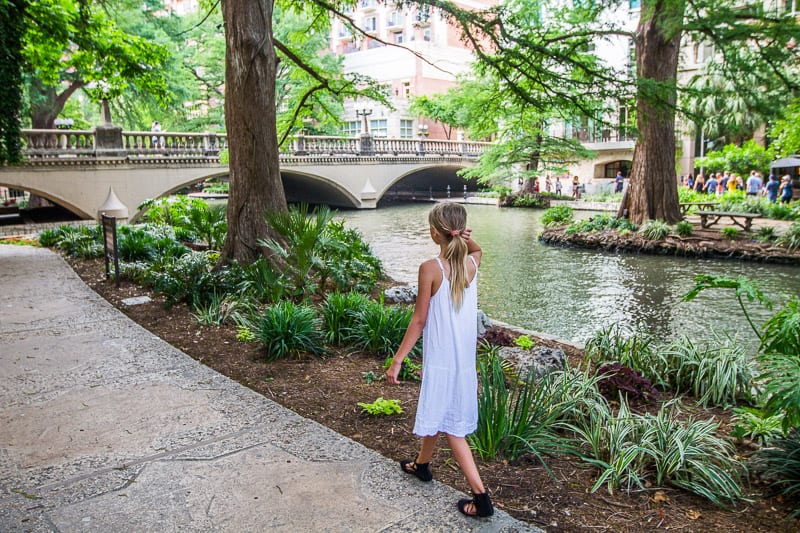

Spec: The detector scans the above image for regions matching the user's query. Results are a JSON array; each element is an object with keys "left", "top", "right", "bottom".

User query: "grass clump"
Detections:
[
  {"left": 638, "top": 220, "right": 671, "bottom": 240},
  {"left": 254, "top": 301, "right": 325, "bottom": 361},
  {"left": 674, "top": 220, "right": 693, "bottom": 237}
]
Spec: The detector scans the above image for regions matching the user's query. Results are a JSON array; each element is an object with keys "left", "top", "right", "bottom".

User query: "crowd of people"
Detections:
[{"left": 683, "top": 170, "right": 794, "bottom": 204}]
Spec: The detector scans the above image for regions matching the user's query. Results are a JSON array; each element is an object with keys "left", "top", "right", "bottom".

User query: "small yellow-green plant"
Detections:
[
  {"left": 382, "top": 356, "right": 421, "bottom": 381},
  {"left": 357, "top": 397, "right": 403, "bottom": 415},
  {"left": 515, "top": 335, "right": 534, "bottom": 350},
  {"left": 237, "top": 325, "right": 255, "bottom": 342}
]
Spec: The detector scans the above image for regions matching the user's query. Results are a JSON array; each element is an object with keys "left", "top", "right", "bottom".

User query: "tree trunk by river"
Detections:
[
  {"left": 218, "top": 0, "right": 287, "bottom": 266},
  {"left": 617, "top": 0, "right": 683, "bottom": 225}
]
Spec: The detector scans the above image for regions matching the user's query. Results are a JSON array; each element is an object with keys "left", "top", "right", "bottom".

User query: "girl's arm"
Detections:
[
  {"left": 461, "top": 228, "right": 482, "bottom": 267},
  {"left": 386, "top": 261, "right": 436, "bottom": 384}
]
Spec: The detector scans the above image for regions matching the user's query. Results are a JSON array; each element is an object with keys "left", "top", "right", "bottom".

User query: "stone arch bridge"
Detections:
[{"left": 0, "top": 129, "right": 490, "bottom": 220}]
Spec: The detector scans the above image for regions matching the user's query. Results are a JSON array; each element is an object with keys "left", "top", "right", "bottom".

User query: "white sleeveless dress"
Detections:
[{"left": 413, "top": 256, "right": 479, "bottom": 438}]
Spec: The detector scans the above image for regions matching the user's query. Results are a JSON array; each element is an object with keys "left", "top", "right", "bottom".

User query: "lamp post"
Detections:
[
  {"left": 355, "top": 106, "right": 373, "bottom": 134},
  {"left": 356, "top": 104, "right": 374, "bottom": 155},
  {"left": 417, "top": 123, "right": 429, "bottom": 155}
]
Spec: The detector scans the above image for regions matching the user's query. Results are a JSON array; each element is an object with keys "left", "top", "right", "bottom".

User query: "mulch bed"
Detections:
[{"left": 65, "top": 255, "right": 799, "bottom": 532}]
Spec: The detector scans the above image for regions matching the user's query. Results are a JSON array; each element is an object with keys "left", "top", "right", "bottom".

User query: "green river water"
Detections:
[{"left": 337, "top": 203, "right": 800, "bottom": 350}]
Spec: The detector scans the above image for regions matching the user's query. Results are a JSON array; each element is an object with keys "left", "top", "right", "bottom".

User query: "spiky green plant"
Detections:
[
  {"left": 254, "top": 301, "right": 325, "bottom": 361},
  {"left": 348, "top": 300, "right": 416, "bottom": 357},
  {"left": 755, "top": 226, "right": 776, "bottom": 243},
  {"left": 776, "top": 222, "right": 800, "bottom": 252},
  {"left": 540, "top": 205, "right": 574, "bottom": 227},
  {"left": 731, "top": 407, "right": 785, "bottom": 446},
  {"left": 322, "top": 292, "right": 370, "bottom": 345},
  {"left": 751, "top": 430, "right": 800, "bottom": 519},
  {"left": 674, "top": 220, "right": 693, "bottom": 237},
  {"left": 638, "top": 220, "right": 671, "bottom": 240}
]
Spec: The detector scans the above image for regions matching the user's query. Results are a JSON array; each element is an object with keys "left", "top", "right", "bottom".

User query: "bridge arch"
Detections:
[
  {"left": 379, "top": 163, "right": 477, "bottom": 199},
  {"left": 280, "top": 170, "right": 361, "bottom": 208}
]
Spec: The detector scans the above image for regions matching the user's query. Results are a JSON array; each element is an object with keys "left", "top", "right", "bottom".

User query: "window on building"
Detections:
[
  {"left": 343, "top": 42, "right": 360, "bottom": 54},
  {"left": 604, "top": 160, "right": 631, "bottom": 179},
  {"left": 370, "top": 119, "right": 388, "bottom": 137},
  {"left": 387, "top": 10, "right": 402, "bottom": 27},
  {"left": 403, "top": 82, "right": 411, "bottom": 98},
  {"left": 367, "top": 38, "right": 384, "bottom": 49},
  {"left": 629, "top": 0, "right": 641, "bottom": 9},
  {"left": 343, "top": 121, "right": 360, "bottom": 137},
  {"left": 423, "top": 28, "right": 432, "bottom": 42},
  {"left": 358, "top": 0, "right": 376, "bottom": 8},
  {"left": 415, "top": 5, "right": 430, "bottom": 23},
  {"left": 364, "top": 16, "right": 377, "bottom": 32},
  {"left": 394, "top": 32, "right": 404, "bottom": 44},
  {"left": 400, "top": 120, "right": 414, "bottom": 138}
]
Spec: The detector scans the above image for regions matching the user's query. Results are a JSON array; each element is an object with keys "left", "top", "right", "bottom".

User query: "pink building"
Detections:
[{"left": 330, "top": 1, "right": 496, "bottom": 140}]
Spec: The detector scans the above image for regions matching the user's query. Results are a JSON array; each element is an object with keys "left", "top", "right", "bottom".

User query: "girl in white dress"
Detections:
[{"left": 385, "top": 202, "right": 493, "bottom": 518}]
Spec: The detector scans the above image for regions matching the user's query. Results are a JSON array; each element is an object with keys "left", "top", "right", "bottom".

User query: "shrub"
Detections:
[
  {"left": 758, "top": 351, "right": 800, "bottom": 432},
  {"left": 469, "top": 356, "right": 598, "bottom": 462},
  {"left": 776, "top": 222, "right": 800, "bottom": 252},
  {"left": 567, "top": 398, "right": 745, "bottom": 506},
  {"left": 511, "top": 194, "right": 546, "bottom": 208},
  {"left": 148, "top": 251, "right": 230, "bottom": 308},
  {"left": 540, "top": 206, "right": 574, "bottom": 227},
  {"left": 596, "top": 363, "right": 659, "bottom": 403},
  {"left": 348, "top": 300, "right": 417, "bottom": 357},
  {"left": 565, "top": 215, "right": 637, "bottom": 235},
  {"left": 755, "top": 226, "right": 776, "bottom": 243},
  {"left": 584, "top": 324, "right": 664, "bottom": 386},
  {"left": 41, "top": 224, "right": 103, "bottom": 258},
  {"left": 357, "top": 397, "right": 403, "bottom": 415},
  {"left": 478, "top": 327, "right": 516, "bottom": 347},
  {"left": 321, "top": 292, "right": 371, "bottom": 345},
  {"left": 254, "top": 301, "right": 325, "bottom": 361},
  {"left": 319, "top": 220, "right": 384, "bottom": 293},
  {"left": 515, "top": 334, "right": 534, "bottom": 350},
  {"left": 731, "top": 407, "right": 785, "bottom": 446},
  {"left": 751, "top": 430, "right": 800, "bottom": 519},
  {"left": 674, "top": 220, "right": 693, "bottom": 237},
  {"left": 638, "top": 220, "right": 671, "bottom": 240},
  {"left": 237, "top": 258, "right": 289, "bottom": 304},
  {"left": 721, "top": 226, "right": 739, "bottom": 240},
  {"left": 658, "top": 335, "right": 757, "bottom": 407}
]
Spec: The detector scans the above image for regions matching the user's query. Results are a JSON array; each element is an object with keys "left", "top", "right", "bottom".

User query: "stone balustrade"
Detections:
[{"left": 19, "top": 129, "right": 490, "bottom": 162}]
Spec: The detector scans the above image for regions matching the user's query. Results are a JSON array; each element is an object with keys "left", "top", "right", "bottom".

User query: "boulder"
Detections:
[
  {"left": 477, "top": 310, "right": 492, "bottom": 336},
  {"left": 497, "top": 345, "right": 566, "bottom": 379},
  {"left": 384, "top": 285, "right": 417, "bottom": 304}
]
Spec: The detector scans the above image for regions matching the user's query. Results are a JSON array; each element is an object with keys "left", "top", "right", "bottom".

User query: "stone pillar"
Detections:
[
  {"left": 359, "top": 132, "right": 374, "bottom": 156},
  {"left": 204, "top": 132, "right": 220, "bottom": 156},
  {"left": 96, "top": 186, "right": 129, "bottom": 222},
  {"left": 93, "top": 100, "right": 125, "bottom": 158}
]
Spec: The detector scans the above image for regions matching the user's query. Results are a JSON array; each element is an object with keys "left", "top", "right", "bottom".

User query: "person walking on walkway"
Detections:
[
  {"left": 779, "top": 175, "right": 794, "bottom": 204},
  {"left": 385, "top": 202, "right": 493, "bottom": 519}
]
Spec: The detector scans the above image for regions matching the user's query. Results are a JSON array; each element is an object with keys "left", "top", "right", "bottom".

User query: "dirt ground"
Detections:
[{"left": 65, "top": 255, "right": 799, "bottom": 532}]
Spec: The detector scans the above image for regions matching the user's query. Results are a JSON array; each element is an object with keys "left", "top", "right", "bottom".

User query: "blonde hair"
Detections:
[{"left": 428, "top": 203, "right": 469, "bottom": 310}]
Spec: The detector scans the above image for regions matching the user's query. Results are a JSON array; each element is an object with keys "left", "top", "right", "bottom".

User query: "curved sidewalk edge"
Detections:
[{"left": 0, "top": 245, "right": 542, "bottom": 533}]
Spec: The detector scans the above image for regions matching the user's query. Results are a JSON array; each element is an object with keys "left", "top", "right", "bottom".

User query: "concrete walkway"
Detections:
[{"left": 0, "top": 244, "right": 540, "bottom": 533}]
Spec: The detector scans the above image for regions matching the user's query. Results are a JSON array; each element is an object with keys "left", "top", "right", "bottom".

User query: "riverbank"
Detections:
[
  {"left": 53, "top": 253, "right": 797, "bottom": 532},
  {"left": 540, "top": 215, "right": 800, "bottom": 265}
]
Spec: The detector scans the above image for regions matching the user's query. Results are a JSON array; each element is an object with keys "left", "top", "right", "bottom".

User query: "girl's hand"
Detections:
[
  {"left": 385, "top": 361, "right": 402, "bottom": 385},
  {"left": 461, "top": 228, "right": 472, "bottom": 241}
]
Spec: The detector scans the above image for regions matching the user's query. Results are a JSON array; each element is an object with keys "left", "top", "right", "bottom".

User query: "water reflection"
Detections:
[{"left": 337, "top": 203, "right": 800, "bottom": 349}]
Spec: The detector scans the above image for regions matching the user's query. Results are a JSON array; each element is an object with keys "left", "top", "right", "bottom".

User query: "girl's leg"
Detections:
[
  {"left": 445, "top": 434, "right": 485, "bottom": 494},
  {"left": 416, "top": 434, "right": 439, "bottom": 464}
]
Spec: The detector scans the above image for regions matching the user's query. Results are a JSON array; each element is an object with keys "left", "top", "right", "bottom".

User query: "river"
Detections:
[{"left": 337, "top": 203, "right": 800, "bottom": 350}]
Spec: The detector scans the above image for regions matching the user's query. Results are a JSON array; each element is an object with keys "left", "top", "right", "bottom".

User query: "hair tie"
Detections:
[{"left": 450, "top": 230, "right": 460, "bottom": 237}]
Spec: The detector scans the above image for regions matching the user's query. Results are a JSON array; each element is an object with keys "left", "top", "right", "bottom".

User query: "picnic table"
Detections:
[
  {"left": 698, "top": 210, "right": 761, "bottom": 232},
  {"left": 679, "top": 201, "right": 719, "bottom": 216}
]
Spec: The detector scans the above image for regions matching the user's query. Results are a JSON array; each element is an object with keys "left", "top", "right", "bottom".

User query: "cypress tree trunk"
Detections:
[
  {"left": 618, "top": 0, "right": 683, "bottom": 224},
  {"left": 219, "top": 0, "right": 287, "bottom": 265}
]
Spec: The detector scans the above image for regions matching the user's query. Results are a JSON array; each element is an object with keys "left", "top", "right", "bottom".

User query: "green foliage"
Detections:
[
  {"left": 683, "top": 274, "right": 772, "bottom": 340},
  {"left": 776, "top": 222, "right": 800, "bottom": 252},
  {"left": 38, "top": 224, "right": 103, "bottom": 258},
  {"left": 254, "top": 301, "right": 325, "bottom": 361},
  {"left": 321, "top": 292, "right": 370, "bottom": 345},
  {"left": 193, "top": 292, "right": 255, "bottom": 327},
  {"left": 760, "top": 297, "right": 800, "bottom": 356},
  {"left": 540, "top": 206, "right": 574, "bottom": 227},
  {"left": 236, "top": 325, "right": 256, "bottom": 342},
  {"left": 382, "top": 356, "right": 421, "bottom": 382},
  {"left": 348, "top": 300, "right": 417, "bottom": 357},
  {"left": 514, "top": 335, "right": 534, "bottom": 350},
  {"left": 638, "top": 220, "right": 671, "bottom": 240},
  {"left": 674, "top": 220, "right": 693, "bottom": 237},
  {"left": 565, "top": 215, "right": 638, "bottom": 235},
  {"left": 567, "top": 398, "right": 745, "bottom": 505},
  {"left": 755, "top": 226, "right": 776, "bottom": 243},
  {"left": 357, "top": 397, "right": 403, "bottom": 416},
  {"left": 585, "top": 324, "right": 660, "bottom": 383},
  {"left": 469, "top": 356, "right": 597, "bottom": 463},
  {"left": 147, "top": 250, "right": 231, "bottom": 308},
  {"left": 0, "top": 0, "right": 24, "bottom": 163},
  {"left": 696, "top": 140, "right": 774, "bottom": 177},
  {"left": 236, "top": 258, "right": 289, "bottom": 304},
  {"left": 751, "top": 430, "right": 800, "bottom": 519},
  {"left": 320, "top": 219, "right": 383, "bottom": 293},
  {"left": 758, "top": 352, "right": 800, "bottom": 433},
  {"left": 509, "top": 193, "right": 546, "bottom": 208},
  {"left": 731, "top": 407, "right": 785, "bottom": 446},
  {"left": 361, "top": 371, "right": 379, "bottom": 384},
  {"left": 721, "top": 226, "right": 739, "bottom": 240}
]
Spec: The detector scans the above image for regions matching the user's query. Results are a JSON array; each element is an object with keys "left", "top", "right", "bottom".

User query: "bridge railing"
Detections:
[
  {"left": 22, "top": 129, "right": 96, "bottom": 158},
  {"left": 19, "top": 129, "right": 490, "bottom": 161},
  {"left": 123, "top": 131, "right": 228, "bottom": 156}
]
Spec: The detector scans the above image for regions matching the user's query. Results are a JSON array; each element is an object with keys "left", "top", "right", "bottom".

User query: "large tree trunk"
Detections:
[
  {"left": 30, "top": 79, "right": 84, "bottom": 129},
  {"left": 219, "top": 0, "right": 287, "bottom": 265},
  {"left": 618, "top": 0, "right": 683, "bottom": 224}
]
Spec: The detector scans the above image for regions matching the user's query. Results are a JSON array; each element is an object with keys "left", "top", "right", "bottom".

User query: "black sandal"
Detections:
[
  {"left": 457, "top": 492, "right": 494, "bottom": 518},
  {"left": 399, "top": 459, "right": 432, "bottom": 482}
]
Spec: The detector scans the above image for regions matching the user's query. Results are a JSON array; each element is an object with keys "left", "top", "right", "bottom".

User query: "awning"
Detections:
[{"left": 770, "top": 157, "right": 800, "bottom": 170}]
